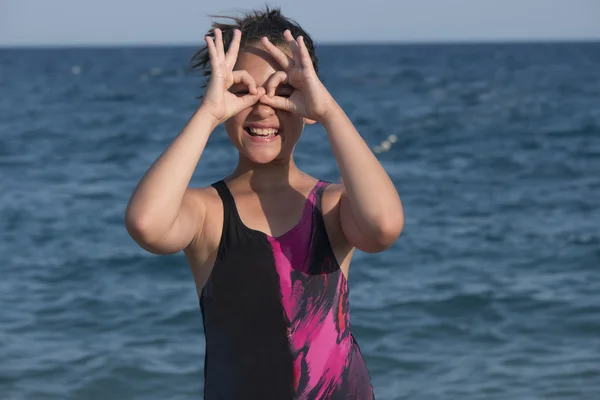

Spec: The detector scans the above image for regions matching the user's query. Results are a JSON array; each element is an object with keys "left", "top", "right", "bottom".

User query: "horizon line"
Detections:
[{"left": 1, "top": 37, "right": 599, "bottom": 50}]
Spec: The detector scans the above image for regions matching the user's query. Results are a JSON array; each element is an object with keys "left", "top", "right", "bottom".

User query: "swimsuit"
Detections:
[{"left": 200, "top": 180, "right": 374, "bottom": 399}]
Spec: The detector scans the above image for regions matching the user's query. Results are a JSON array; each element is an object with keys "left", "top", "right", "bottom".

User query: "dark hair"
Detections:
[{"left": 191, "top": 6, "right": 319, "bottom": 89}]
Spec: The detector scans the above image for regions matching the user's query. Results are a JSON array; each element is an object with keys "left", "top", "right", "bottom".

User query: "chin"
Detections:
[{"left": 242, "top": 147, "right": 288, "bottom": 165}]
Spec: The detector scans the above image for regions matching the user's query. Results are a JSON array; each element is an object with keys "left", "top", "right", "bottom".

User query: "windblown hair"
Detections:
[{"left": 191, "top": 6, "right": 319, "bottom": 91}]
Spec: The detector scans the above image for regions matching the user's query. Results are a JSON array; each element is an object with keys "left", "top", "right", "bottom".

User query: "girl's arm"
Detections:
[
  {"left": 124, "top": 109, "right": 217, "bottom": 254},
  {"left": 125, "top": 29, "right": 264, "bottom": 254},
  {"left": 258, "top": 31, "right": 404, "bottom": 252},
  {"left": 322, "top": 104, "right": 404, "bottom": 253}
]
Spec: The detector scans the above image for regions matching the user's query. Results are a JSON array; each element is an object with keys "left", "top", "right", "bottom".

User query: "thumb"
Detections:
[
  {"left": 231, "top": 87, "right": 266, "bottom": 113},
  {"left": 258, "top": 94, "right": 296, "bottom": 113}
]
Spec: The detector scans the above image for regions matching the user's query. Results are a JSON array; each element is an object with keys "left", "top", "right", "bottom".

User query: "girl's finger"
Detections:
[
  {"left": 232, "top": 70, "right": 257, "bottom": 94},
  {"left": 237, "top": 87, "right": 266, "bottom": 110},
  {"left": 297, "top": 36, "right": 315, "bottom": 72},
  {"left": 259, "top": 94, "right": 296, "bottom": 113},
  {"left": 283, "top": 30, "right": 301, "bottom": 65},
  {"left": 205, "top": 36, "right": 225, "bottom": 78},
  {"left": 205, "top": 36, "right": 218, "bottom": 64},
  {"left": 260, "top": 36, "right": 293, "bottom": 69},
  {"left": 263, "top": 71, "right": 288, "bottom": 97},
  {"left": 214, "top": 28, "right": 225, "bottom": 60},
  {"left": 225, "top": 29, "right": 241, "bottom": 69}
]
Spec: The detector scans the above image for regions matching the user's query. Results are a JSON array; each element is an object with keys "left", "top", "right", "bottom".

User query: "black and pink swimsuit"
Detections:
[{"left": 200, "top": 180, "right": 374, "bottom": 399}]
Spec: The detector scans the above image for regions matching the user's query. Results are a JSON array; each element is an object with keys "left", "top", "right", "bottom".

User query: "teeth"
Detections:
[{"left": 248, "top": 128, "right": 278, "bottom": 136}]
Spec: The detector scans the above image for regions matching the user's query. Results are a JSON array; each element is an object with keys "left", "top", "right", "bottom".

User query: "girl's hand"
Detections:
[
  {"left": 258, "top": 30, "right": 336, "bottom": 123},
  {"left": 201, "top": 29, "right": 266, "bottom": 125}
]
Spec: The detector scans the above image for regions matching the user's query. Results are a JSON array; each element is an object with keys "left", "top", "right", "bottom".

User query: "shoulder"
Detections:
[
  {"left": 186, "top": 183, "right": 221, "bottom": 203},
  {"left": 317, "top": 181, "right": 355, "bottom": 274},
  {"left": 181, "top": 183, "right": 225, "bottom": 268},
  {"left": 320, "top": 182, "right": 344, "bottom": 212},
  {"left": 178, "top": 184, "right": 225, "bottom": 292},
  {"left": 184, "top": 183, "right": 224, "bottom": 247},
  {"left": 181, "top": 184, "right": 222, "bottom": 219},
  {"left": 320, "top": 182, "right": 353, "bottom": 240}
]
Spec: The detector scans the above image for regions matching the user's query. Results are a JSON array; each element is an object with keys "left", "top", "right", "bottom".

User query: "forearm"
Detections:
[
  {"left": 125, "top": 107, "right": 218, "bottom": 235},
  {"left": 321, "top": 103, "right": 403, "bottom": 237}
]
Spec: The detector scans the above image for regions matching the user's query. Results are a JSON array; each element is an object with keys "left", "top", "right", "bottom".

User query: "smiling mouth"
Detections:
[{"left": 243, "top": 127, "right": 280, "bottom": 138}]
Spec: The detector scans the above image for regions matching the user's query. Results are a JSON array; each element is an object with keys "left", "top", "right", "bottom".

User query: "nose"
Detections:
[{"left": 251, "top": 102, "right": 275, "bottom": 119}]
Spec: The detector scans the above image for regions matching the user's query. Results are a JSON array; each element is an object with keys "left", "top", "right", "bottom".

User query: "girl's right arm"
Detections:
[
  {"left": 124, "top": 109, "right": 219, "bottom": 254},
  {"left": 124, "top": 28, "right": 264, "bottom": 254}
]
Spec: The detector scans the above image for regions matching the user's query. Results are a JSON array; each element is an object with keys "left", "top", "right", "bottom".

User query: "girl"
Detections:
[{"left": 125, "top": 7, "right": 403, "bottom": 400}]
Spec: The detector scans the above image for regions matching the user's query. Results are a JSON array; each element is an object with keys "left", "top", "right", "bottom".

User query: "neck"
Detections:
[{"left": 228, "top": 155, "right": 305, "bottom": 191}]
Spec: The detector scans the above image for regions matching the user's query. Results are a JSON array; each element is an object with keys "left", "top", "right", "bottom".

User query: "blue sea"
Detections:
[{"left": 1, "top": 42, "right": 600, "bottom": 399}]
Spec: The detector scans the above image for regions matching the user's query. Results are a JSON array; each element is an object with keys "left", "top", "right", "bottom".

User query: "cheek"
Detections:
[
  {"left": 279, "top": 113, "right": 305, "bottom": 137},
  {"left": 225, "top": 110, "right": 250, "bottom": 133},
  {"left": 224, "top": 119, "right": 235, "bottom": 134}
]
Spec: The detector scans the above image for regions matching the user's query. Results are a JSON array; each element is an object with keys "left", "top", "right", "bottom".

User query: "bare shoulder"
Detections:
[
  {"left": 321, "top": 182, "right": 345, "bottom": 212},
  {"left": 320, "top": 182, "right": 345, "bottom": 239},
  {"left": 320, "top": 182, "right": 354, "bottom": 276},
  {"left": 185, "top": 184, "right": 223, "bottom": 250},
  {"left": 186, "top": 184, "right": 221, "bottom": 207},
  {"left": 181, "top": 185, "right": 224, "bottom": 292}
]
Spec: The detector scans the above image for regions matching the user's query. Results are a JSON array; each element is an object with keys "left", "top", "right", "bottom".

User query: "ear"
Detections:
[{"left": 304, "top": 118, "right": 317, "bottom": 125}]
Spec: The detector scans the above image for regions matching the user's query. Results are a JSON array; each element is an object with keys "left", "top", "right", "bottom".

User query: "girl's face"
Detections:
[{"left": 224, "top": 45, "right": 306, "bottom": 165}]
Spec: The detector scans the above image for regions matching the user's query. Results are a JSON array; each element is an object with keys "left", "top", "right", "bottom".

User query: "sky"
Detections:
[{"left": 1, "top": 0, "right": 599, "bottom": 46}]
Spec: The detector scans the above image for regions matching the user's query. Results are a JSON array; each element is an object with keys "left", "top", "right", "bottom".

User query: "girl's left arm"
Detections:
[
  {"left": 257, "top": 31, "right": 403, "bottom": 251},
  {"left": 321, "top": 103, "right": 404, "bottom": 253}
]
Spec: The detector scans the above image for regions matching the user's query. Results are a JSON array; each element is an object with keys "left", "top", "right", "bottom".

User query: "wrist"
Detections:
[
  {"left": 318, "top": 100, "right": 344, "bottom": 127},
  {"left": 196, "top": 105, "right": 222, "bottom": 130}
]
